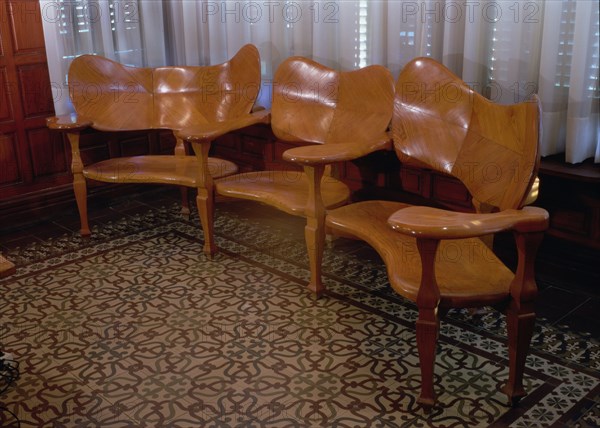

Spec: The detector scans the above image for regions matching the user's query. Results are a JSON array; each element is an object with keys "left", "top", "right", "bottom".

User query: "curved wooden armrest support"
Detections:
[
  {"left": 176, "top": 110, "right": 271, "bottom": 144},
  {"left": 282, "top": 133, "right": 392, "bottom": 165},
  {"left": 388, "top": 206, "right": 549, "bottom": 239},
  {"left": 47, "top": 114, "right": 92, "bottom": 131}
]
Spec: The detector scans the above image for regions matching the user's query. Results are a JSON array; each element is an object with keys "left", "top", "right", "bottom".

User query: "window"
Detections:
[
  {"left": 357, "top": 1, "right": 368, "bottom": 67},
  {"left": 56, "top": 0, "right": 143, "bottom": 66}
]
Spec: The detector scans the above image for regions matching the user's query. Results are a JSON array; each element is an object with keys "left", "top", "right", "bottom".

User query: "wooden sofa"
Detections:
[
  {"left": 47, "top": 44, "right": 269, "bottom": 254},
  {"left": 310, "top": 57, "right": 549, "bottom": 407},
  {"left": 177, "top": 56, "right": 395, "bottom": 279}
]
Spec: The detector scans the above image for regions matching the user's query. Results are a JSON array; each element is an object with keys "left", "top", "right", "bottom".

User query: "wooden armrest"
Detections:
[
  {"left": 388, "top": 206, "right": 549, "bottom": 239},
  {"left": 282, "top": 133, "right": 392, "bottom": 165},
  {"left": 46, "top": 114, "right": 92, "bottom": 131},
  {"left": 176, "top": 110, "right": 271, "bottom": 143}
]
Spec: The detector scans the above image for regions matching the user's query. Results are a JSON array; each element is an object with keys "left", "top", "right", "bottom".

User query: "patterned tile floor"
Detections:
[{"left": 0, "top": 188, "right": 599, "bottom": 427}]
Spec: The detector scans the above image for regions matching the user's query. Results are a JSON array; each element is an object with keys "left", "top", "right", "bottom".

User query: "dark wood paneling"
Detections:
[
  {"left": 210, "top": 125, "right": 273, "bottom": 172},
  {"left": 18, "top": 63, "right": 54, "bottom": 117},
  {"left": 27, "top": 127, "right": 68, "bottom": 177},
  {"left": 158, "top": 131, "right": 176, "bottom": 153},
  {"left": 431, "top": 174, "right": 472, "bottom": 209},
  {"left": 536, "top": 157, "right": 600, "bottom": 248},
  {"left": 0, "top": 25, "right": 4, "bottom": 57},
  {"left": 0, "top": 1, "right": 51, "bottom": 193},
  {"left": 0, "top": 68, "right": 14, "bottom": 122},
  {"left": 400, "top": 167, "right": 424, "bottom": 195},
  {"left": 212, "top": 134, "right": 240, "bottom": 160},
  {"left": 119, "top": 136, "right": 151, "bottom": 157},
  {"left": 0, "top": 132, "right": 21, "bottom": 185},
  {"left": 272, "top": 140, "right": 295, "bottom": 162},
  {"left": 550, "top": 210, "right": 589, "bottom": 236},
  {"left": 241, "top": 137, "right": 265, "bottom": 160},
  {"left": 7, "top": 0, "right": 46, "bottom": 55}
]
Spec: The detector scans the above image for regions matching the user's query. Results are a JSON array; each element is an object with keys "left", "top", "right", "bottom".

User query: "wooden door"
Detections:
[{"left": 0, "top": 0, "right": 68, "bottom": 201}]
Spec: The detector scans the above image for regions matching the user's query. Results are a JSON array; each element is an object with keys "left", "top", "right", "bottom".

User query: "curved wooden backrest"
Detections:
[
  {"left": 68, "top": 44, "right": 261, "bottom": 131},
  {"left": 271, "top": 57, "right": 394, "bottom": 144},
  {"left": 392, "top": 57, "right": 541, "bottom": 211},
  {"left": 68, "top": 54, "right": 153, "bottom": 131}
]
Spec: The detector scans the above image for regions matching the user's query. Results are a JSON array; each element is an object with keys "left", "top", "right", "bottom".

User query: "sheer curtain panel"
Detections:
[{"left": 40, "top": 0, "right": 599, "bottom": 163}]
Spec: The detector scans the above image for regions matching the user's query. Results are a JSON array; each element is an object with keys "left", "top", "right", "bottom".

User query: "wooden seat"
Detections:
[
  {"left": 83, "top": 156, "right": 238, "bottom": 187},
  {"left": 215, "top": 171, "right": 349, "bottom": 216},
  {"left": 179, "top": 56, "right": 395, "bottom": 274},
  {"left": 327, "top": 200, "right": 514, "bottom": 307},
  {"left": 47, "top": 44, "right": 269, "bottom": 253},
  {"left": 322, "top": 58, "right": 549, "bottom": 407}
]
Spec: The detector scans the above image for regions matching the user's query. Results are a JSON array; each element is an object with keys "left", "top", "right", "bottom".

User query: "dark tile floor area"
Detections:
[{"left": 1, "top": 186, "right": 599, "bottom": 339}]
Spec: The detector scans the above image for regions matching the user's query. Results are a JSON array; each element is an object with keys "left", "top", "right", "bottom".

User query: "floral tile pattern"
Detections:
[{"left": 0, "top": 201, "right": 598, "bottom": 427}]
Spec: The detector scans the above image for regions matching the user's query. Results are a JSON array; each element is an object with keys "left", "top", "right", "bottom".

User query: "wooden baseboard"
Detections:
[{"left": 0, "top": 182, "right": 150, "bottom": 233}]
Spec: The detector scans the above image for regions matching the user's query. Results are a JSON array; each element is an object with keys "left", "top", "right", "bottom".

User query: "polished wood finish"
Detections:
[
  {"left": 270, "top": 58, "right": 394, "bottom": 145},
  {"left": 393, "top": 58, "right": 540, "bottom": 212},
  {"left": 388, "top": 205, "right": 549, "bottom": 238},
  {"left": 283, "top": 135, "right": 392, "bottom": 165},
  {"left": 215, "top": 57, "right": 395, "bottom": 293},
  {"left": 324, "top": 57, "right": 549, "bottom": 407},
  {"left": 214, "top": 170, "right": 349, "bottom": 216},
  {"left": 327, "top": 201, "right": 514, "bottom": 306},
  {"left": 47, "top": 45, "right": 265, "bottom": 251},
  {"left": 0, "top": 1, "right": 66, "bottom": 200},
  {"left": 210, "top": 123, "right": 598, "bottom": 249}
]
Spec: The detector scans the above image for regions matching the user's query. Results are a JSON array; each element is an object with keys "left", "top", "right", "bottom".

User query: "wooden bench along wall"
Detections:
[
  {"left": 2, "top": 124, "right": 599, "bottom": 249},
  {"left": 0, "top": 1, "right": 597, "bottom": 257}
]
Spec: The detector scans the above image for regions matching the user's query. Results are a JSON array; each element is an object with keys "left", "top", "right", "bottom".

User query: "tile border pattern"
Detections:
[{"left": 0, "top": 202, "right": 598, "bottom": 427}]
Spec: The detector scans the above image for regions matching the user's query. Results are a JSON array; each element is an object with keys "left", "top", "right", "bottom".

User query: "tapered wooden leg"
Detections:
[
  {"left": 180, "top": 187, "right": 190, "bottom": 220},
  {"left": 305, "top": 217, "right": 325, "bottom": 296},
  {"left": 501, "top": 231, "right": 543, "bottom": 406},
  {"left": 190, "top": 140, "right": 216, "bottom": 258},
  {"left": 196, "top": 187, "right": 215, "bottom": 258},
  {"left": 415, "top": 238, "right": 441, "bottom": 408},
  {"left": 67, "top": 132, "right": 91, "bottom": 237},
  {"left": 502, "top": 305, "right": 535, "bottom": 405},
  {"left": 73, "top": 172, "right": 91, "bottom": 236},
  {"left": 304, "top": 165, "right": 326, "bottom": 297},
  {"left": 416, "top": 308, "right": 439, "bottom": 407},
  {"left": 0, "top": 253, "right": 16, "bottom": 278},
  {"left": 174, "top": 135, "right": 191, "bottom": 220}
]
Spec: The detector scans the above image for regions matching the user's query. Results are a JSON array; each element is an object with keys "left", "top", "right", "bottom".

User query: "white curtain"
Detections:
[{"left": 41, "top": 0, "right": 599, "bottom": 163}]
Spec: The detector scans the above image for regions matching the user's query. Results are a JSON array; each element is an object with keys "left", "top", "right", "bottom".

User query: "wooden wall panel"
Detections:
[
  {"left": 158, "top": 132, "right": 176, "bottom": 153},
  {"left": 118, "top": 136, "right": 151, "bottom": 157},
  {"left": 431, "top": 174, "right": 472, "bottom": 209},
  {"left": 212, "top": 134, "right": 240, "bottom": 160},
  {"left": 7, "top": 1, "right": 45, "bottom": 55},
  {"left": 0, "top": 1, "right": 68, "bottom": 201},
  {"left": 27, "top": 127, "right": 68, "bottom": 177},
  {"left": 0, "top": 68, "right": 14, "bottom": 122},
  {"left": 0, "top": 133, "right": 21, "bottom": 185},
  {"left": 241, "top": 137, "right": 266, "bottom": 161},
  {"left": 18, "top": 63, "right": 54, "bottom": 118},
  {"left": 536, "top": 162, "right": 600, "bottom": 249}
]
